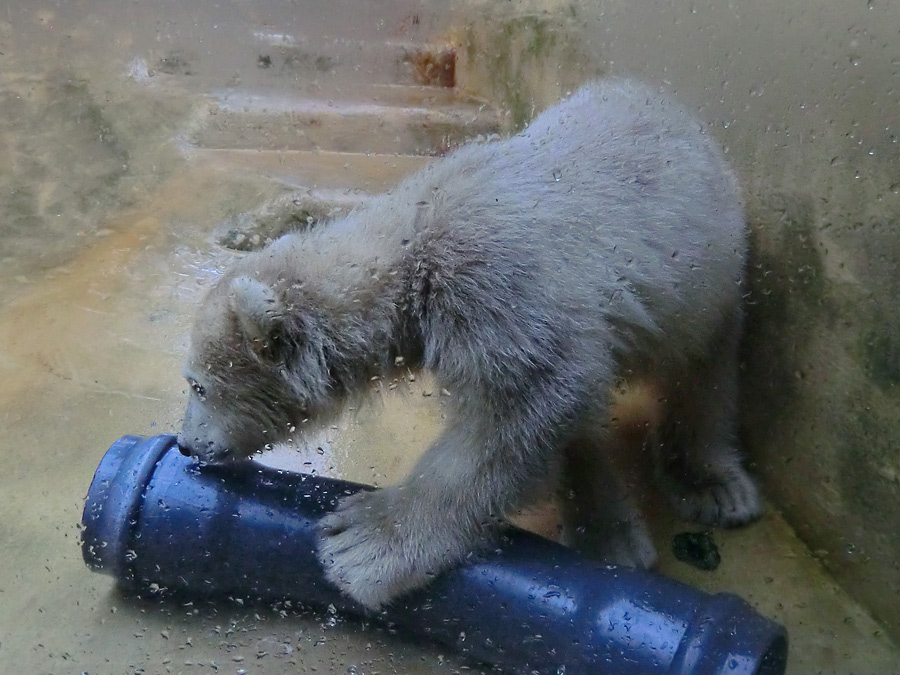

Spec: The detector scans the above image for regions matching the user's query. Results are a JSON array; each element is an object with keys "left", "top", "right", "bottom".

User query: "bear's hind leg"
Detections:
[
  {"left": 654, "top": 322, "right": 762, "bottom": 528},
  {"left": 559, "top": 433, "right": 658, "bottom": 569}
]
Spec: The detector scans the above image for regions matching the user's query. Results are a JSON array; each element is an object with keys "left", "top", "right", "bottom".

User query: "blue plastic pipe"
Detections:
[{"left": 82, "top": 434, "right": 788, "bottom": 674}]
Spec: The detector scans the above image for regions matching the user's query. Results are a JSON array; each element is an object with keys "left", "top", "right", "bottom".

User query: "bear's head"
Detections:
[{"left": 177, "top": 275, "right": 332, "bottom": 462}]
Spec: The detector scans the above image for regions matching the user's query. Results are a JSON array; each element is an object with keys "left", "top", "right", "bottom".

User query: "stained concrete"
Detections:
[{"left": 1, "top": 2, "right": 899, "bottom": 674}]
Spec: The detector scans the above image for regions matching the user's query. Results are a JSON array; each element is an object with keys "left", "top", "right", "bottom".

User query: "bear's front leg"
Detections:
[
  {"left": 317, "top": 484, "right": 475, "bottom": 610},
  {"left": 316, "top": 392, "right": 568, "bottom": 610}
]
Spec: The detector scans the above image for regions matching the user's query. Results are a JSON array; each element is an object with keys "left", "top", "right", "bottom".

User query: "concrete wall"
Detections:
[
  {"left": 449, "top": 0, "right": 605, "bottom": 131},
  {"left": 453, "top": 0, "right": 900, "bottom": 640}
]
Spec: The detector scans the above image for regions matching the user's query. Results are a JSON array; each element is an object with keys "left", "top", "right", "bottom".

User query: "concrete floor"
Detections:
[{"left": 1, "top": 3, "right": 899, "bottom": 674}]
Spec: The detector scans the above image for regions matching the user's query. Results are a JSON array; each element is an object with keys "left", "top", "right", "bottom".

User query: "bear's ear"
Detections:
[{"left": 229, "top": 277, "right": 286, "bottom": 360}]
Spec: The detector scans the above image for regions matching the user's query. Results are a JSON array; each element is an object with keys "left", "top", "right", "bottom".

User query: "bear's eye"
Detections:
[{"left": 188, "top": 378, "right": 206, "bottom": 398}]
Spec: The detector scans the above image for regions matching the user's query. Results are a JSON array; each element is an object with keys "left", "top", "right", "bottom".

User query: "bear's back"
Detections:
[{"left": 413, "top": 79, "right": 745, "bottom": 353}]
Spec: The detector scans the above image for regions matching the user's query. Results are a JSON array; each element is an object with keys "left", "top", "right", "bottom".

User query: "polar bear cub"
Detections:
[{"left": 178, "top": 79, "right": 761, "bottom": 610}]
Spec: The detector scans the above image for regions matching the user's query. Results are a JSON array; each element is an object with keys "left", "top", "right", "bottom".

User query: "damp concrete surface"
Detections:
[{"left": 0, "top": 2, "right": 899, "bottom": 674}]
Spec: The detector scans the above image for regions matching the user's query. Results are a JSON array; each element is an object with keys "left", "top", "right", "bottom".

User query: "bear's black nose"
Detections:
[{"left": 177, "top": 442, "right": 192, "bottom": 457}]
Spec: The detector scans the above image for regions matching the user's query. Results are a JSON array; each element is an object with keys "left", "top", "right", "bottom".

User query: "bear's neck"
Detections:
[{"left": 249, "top": 197, "right": 425, "bottom": 388}]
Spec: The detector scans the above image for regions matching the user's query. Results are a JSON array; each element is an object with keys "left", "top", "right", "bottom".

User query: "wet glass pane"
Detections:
[{"left": 1, "top": 1, "right": 898, "bottom": 673}]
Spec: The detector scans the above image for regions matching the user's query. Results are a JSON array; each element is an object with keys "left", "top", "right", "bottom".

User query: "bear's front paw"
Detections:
[{"left": 317, "top": 490, "right": 451, "bottom": 610}]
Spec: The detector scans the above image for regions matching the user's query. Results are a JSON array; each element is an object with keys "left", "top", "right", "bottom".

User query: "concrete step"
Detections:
[
  {"left": 154, "top": 26, "right": 500, "bottom": 250},
  {"left": 186, "top": 87, "right": 500, "bottom": 156},
  {"left": 134, "top": 32, "right": 458, "bottom": 97},
  {"left": 183, "top": 147, "right": 431, "bottom": 191},
  {"left": 252, "top": 31, "right": 457, "bottom": 88}
]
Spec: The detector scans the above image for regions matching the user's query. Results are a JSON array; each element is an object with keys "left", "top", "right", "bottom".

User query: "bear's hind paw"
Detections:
[{"left": 671, "top": 468, "right": 762, "bottom": 528}]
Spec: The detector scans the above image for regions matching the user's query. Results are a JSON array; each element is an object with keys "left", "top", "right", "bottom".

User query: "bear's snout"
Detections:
[{"left": 175, "top": 429, "right": 198, "bottom": 457}]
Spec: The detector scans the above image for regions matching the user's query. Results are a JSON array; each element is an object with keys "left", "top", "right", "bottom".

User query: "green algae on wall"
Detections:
[
  {"left": 451, "top": 4, "right": 603, "bottom": 133},
  {"left": 740, "top": 163, "right": 900, "bottom": 639}
]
